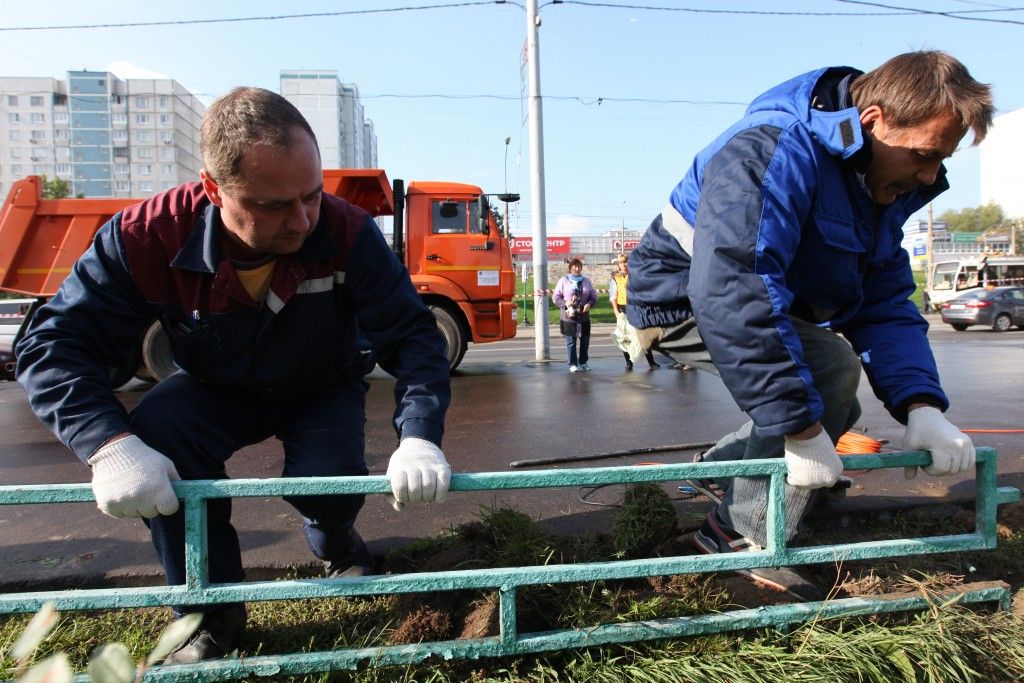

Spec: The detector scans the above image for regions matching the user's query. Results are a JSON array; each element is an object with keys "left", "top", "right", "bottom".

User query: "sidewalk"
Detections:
[{"left": 515, "top": 321, "right": 615, "bottom": 339}]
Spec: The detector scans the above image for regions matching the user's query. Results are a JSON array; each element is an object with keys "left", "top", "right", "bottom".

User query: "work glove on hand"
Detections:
[
  {"left": 88, "top": 435, "right": 180, "bottom": 518},
  {"left": 902, "top": 406, "right": 974, "bottom": 479},
  {"left": 784, "top": 430, "right": 843, "bottom": 489},
  {"left": 386, "top": 437, "right": 451, "bottom": 512}
]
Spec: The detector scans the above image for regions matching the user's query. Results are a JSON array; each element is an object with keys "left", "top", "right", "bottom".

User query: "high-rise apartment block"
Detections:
[
  {"left": 280, "top": 70, "right": 378, "bottom": 169},
  {"left": 0, "top": 71, "right": 204, "bottom": 199}
]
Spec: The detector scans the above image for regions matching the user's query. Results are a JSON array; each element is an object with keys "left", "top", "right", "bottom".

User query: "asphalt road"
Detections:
[{"left": 1, "top": 315, "right": 1022, "bottom": 589}]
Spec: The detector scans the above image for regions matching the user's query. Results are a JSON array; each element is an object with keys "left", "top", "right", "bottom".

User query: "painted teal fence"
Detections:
[{"left": 0, "top": 448, "right": 1019, "bottom": 681}]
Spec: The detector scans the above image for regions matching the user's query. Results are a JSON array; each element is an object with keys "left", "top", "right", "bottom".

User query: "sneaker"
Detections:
[
  {"left": 578, "top": 363, "right": 591, "bottom": 372},
  {"left": 683, "top": 452, "right": 727, "bottom": 506},
  {"left": 163, "top": 603, "right": 247, "bottom": 665},
  {"left": 692, "top": 511, "right": 825, "bottom": 602},
  {"left": 569, "top": 365, "right": 579, "bottom": 373}
]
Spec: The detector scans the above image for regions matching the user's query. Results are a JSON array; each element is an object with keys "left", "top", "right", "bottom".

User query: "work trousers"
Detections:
[
  {"left": 656, "top": 316, "right": 862, "bottom": 545},
  {"left": 131, "top": 372, "right": 369, "bottom": 600}
]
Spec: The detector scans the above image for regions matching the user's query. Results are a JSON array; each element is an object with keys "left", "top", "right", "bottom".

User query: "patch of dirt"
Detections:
[
  {"left": 390, "top": 605, "right": 452, "bottom": 645},
  {"left": 460, "top": 594, "right": 500, "bottom": 639}
]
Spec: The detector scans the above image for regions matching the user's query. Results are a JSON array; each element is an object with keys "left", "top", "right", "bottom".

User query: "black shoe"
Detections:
[
  {"left": 648, "top": 362, "right": 660, "bottom": 370},
  {"left": 324, "top": 528, "right": 373, "bottom": 578},
  {"left": 692, "top": 511, "right": 825, "bottom": 602},
  {"left": 163, "top": 603, "right": 247, "bottom": 665},
  {"left": 625, "top": 360, "right": 634, "bottom": 371}
]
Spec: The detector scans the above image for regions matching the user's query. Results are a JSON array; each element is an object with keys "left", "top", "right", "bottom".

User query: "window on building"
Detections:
[
  {"left": 160, "top": 130, "right": 173, "bottom": 143},
  {"left": 112, "top": 130, "right": 128, "bottom": 143},
  {"left": 54, "top": 94, "right": 67, "bottom": 106},
  {"left": 138, "top": 148, "right": 153, "bottom": 159},
  {"left": 56, "top": 164, "right": 71, "bottom": 175},
  {"left": 139, "top": 164, "right": 151, "bottom": 175},
  {"left": 30, "top": 96, "right": 44, "bottom": 106},
  {"left": 136, "top": 131, "right": 152, "bottom": 142},
  {"left": 116, "top": 181, "right": 130, "bottom": 192},
  {"left": 115, "top": 164, "right": 130, "bottom": 174},
  {"left": 6, "top": 95, "right": 16, "bottom": 106},
  {"left": 159, "top": 114, "right": 172, "bottom": 126},
  {"left": 158, "top": 97, "right": 170, "bottom": 108},
  {"left": 7, "top": 113, "right": 18, "bottom": 123},
  {"left": 112, "top": 113, "right": 127, "bottom": 125},
  {"left": 135, "top": 114, "right": 150, "bottom": 125},
  {"left": 9, "top": 148, "right": 21, "bottom": 159},
  {"left": 159, "top": 147, "right": 174, "bottom": 160},
  {"left": 53, "top": 111, "right": 68, "bottom": 123},
  {"left": 11, "top": 164, "right": 22, "bottom": 175},
  {"left": 54, "top": 129, "right": 69, "bottom": 140},
  {"left": 30, "top": 130, "right": 45, "bottom": 141},
  {"left": 33, "top": 164, "right": 47, "bottom": 174},
  {"left": 30, "top": 113, "right": 44, "bottom": 123},
  {"left": 31, "top": 147, "right": 48, "bottom": 158},
  {"left": 112, "top": 147, "right": 129, "bottom": 158},
  {"left": 135, "top": 97, "right": 149, "bottom": 108},
  {"left": 161, "top": 164, "right": 174, "bottom": 176},
  {"left": 140, "top": 181, "right": 153, "bottom": 193},
  {"left": 8, "top": 131, "right": 19, "bottom": 142}
]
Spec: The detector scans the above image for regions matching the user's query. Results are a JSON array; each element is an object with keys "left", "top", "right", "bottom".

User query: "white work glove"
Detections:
[
  {"left": 783, "top": 430, "right": 843, "bottom": 489},
  {"left": 87, "top": 435, "right": 180, "bottom": 518},
  {"left": 386, "top": 437, "right": 451, "bottom": 511},
  {"left": 902, "top": 406, "right": 974, "bottom": 479}
]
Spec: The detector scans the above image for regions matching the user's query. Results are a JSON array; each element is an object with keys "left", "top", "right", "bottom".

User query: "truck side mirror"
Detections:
[{"left": 477, "top": 195, "right": 491, "bottom": 235}]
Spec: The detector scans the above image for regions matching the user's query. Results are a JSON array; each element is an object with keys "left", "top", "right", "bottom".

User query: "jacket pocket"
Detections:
[{"left": 160, "top": 307, "right": 223, "bottom": 382}]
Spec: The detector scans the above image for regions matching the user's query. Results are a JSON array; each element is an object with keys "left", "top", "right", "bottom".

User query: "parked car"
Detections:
[{"left": 939, "top": 286, "right": 1024, "bottom": 332}]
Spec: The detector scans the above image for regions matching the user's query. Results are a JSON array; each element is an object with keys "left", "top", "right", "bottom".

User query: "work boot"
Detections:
[
  {"left": 163, "top": 603, "right": 247, "bottom": 665},
  {"left": 323, "top": 528, "right": 373, "bottom": 578}
]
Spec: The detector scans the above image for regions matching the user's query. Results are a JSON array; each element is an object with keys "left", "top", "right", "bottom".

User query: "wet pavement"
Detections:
[{"left": 1, "top": 316, "right": 1022, "bottom": 589}]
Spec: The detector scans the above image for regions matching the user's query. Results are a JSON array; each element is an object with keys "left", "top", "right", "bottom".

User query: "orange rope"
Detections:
[
  {"left": 962, "top": 429, "right": 1024, "bottom": 434},
  {"left": 836, "top": 431, "right": 883, "bottom": 454}
]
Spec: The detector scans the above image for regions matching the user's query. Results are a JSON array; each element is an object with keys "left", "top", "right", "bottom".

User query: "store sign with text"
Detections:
[
  {"left": 611, "top": 239, "right": 641, "bottom": 251},
  {"left": 510, "top": 236, "right": 572, "bottom": 255}
]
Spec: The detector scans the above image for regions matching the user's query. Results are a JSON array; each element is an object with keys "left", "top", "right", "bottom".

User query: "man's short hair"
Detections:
[
  {"left": 201, "top": 87, "right": 319, "bottom": 188},
  {"left": 850, "top": 51, "right": 993, "bottom": 145}
]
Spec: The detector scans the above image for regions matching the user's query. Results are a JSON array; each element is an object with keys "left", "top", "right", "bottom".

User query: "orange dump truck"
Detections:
[{"left": 0, "top": 170, "right": 517, "bottom": 381}]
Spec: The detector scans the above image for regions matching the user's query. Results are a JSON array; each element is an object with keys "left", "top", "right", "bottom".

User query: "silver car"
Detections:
[{"left": 939, "top": 286, "right": 1024, "bottom": 332}]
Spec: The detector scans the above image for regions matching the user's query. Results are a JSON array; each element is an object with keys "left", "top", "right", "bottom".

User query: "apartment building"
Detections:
[
  {"left": 0, "top": 71, "right": 204, "bottom": 198},
  {"left": 280, "top": 69, "right": 378, "bottom": 169}
]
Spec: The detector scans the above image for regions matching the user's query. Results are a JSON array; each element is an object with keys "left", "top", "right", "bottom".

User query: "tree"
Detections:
[
  {"left": 936, "top": 202, "right": 1004, "bottom": 232},
  {"left": 39, "top": 174, "right": 71, "bottom": 199}
]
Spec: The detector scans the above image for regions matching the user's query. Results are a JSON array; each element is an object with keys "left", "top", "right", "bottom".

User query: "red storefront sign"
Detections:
[
  {"left": 510, "top": 236, "right": 572, "bottom": 255},
  {"left": 611, "top": 239, "right": 641, "bottom": 251}
]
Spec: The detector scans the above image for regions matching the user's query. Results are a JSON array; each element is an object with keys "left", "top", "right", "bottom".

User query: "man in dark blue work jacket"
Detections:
[
  {"left": 16, "top": 87, "right": 452, "bottom": 663},
  {"left": 626, "top": 51, "right": 992, "bottom": 600}
]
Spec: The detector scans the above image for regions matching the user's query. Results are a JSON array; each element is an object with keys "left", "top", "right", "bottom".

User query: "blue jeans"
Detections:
[
  {"left": 563, "top": 318, "right": 591, "bottom": 366},
  {"left": 131, "top": 372, "right": 369, "bottom": 599}
]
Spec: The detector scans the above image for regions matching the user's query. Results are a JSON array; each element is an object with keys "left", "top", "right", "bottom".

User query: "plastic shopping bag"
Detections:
[{"left": 612, "top": 313, "right": 646, "bottom": 362}]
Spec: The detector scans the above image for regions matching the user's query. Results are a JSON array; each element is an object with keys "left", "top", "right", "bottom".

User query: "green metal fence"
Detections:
[{"left": 0, "top": 448, "right": 1019, "bottom": 681}]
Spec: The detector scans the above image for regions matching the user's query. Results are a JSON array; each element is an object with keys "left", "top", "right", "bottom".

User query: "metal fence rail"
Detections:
[{"left": 0, "top": 448, "right": 1019, "bottom": 681}]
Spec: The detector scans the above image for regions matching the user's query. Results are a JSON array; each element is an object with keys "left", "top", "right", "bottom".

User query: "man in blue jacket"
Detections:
[
  {"left": 16, "top": 87, "right": 452, "bottom": 662},
  {"left": 626, "top": 51, "right": 992, "bottom": 599}
]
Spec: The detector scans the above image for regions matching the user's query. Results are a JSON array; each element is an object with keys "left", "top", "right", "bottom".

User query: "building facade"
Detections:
[
  {"left": 280, "top": 70, "right": 377, "bottom": 169},
  {"left": 980, "top": 106, "right": 1024, "bottom": 220},
  {"left": 0, "top": 71, "right": 203, "bottom": 199}
]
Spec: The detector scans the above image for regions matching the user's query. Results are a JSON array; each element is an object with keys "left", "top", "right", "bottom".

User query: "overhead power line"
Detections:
[
  {"left": 546, "top": 0, "right": 1024, "bottom": 23},
  {"left": 0, "top": 1, "right": 521, "bottom": 32}
]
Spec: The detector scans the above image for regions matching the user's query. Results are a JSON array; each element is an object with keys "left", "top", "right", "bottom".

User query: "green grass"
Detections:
[{"left": 5, "top": 497, "right": 1024, "bottom": 682}]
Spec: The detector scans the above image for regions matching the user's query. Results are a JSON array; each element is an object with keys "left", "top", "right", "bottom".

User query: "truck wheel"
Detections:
[
  {"left": 141, "top": 321, "right": 178, "bottom": 381},
  {"left": 429, "top": 305, "right": 467, "bottom": 372}
]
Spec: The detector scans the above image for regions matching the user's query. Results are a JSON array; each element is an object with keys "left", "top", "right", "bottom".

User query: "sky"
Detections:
[{"left": 1, "top": 0, "right": 1022, "bottom": 236}]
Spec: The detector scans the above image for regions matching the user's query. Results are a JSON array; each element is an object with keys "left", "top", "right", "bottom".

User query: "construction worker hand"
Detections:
[
  {"left": 386, "top": 437, "right": 451, "bottom": 512},
  {"left": 784, "top": 428, "right": 842, "bottom": 489},
  {"left": 88, "top": 435, "right": 180, "bottom": 518},
  {"left": 902, "top": 406, "right": 974, "bottom": 479}
]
